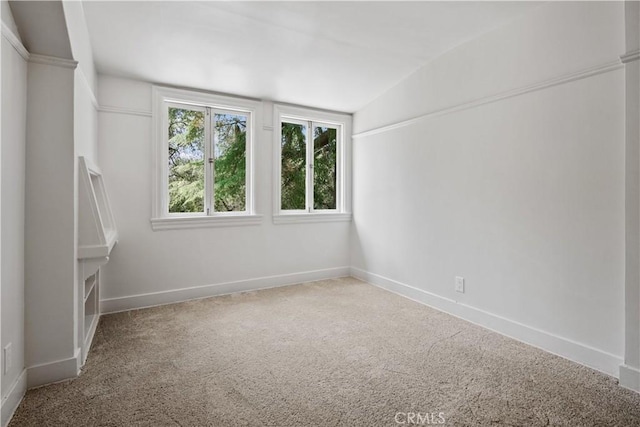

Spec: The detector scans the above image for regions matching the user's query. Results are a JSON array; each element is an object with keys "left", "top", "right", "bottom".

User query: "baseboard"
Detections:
[
  {"left": 351, "top": 267, "right": 623, "bottom": 378},
  {"left": 1, "top": 369, "right": 26, "bottom": 427},
  {"left": 620, "top": 364, "right": 640, "bottom": 392},
  {"left": 26, "top": 348, "right": 81, "bottom": 389},
  {"left": 100, "top": 266, "right": 351, "bottom": 314}
]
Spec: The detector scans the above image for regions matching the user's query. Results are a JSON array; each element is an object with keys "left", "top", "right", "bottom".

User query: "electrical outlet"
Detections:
[
  {"left": 3, "top": 343, "right": 12, "bottom": 375},
  {"left": 455, "top": 276, "right": 465, "bottom": 293}
]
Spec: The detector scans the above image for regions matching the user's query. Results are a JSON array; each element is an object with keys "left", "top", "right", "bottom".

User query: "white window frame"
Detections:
[
  {"left": 151, "top": 86, "right": 262, "bottom": 230},
  {"left": 273, "top": 104, "right": 352, "bottom": 224}
]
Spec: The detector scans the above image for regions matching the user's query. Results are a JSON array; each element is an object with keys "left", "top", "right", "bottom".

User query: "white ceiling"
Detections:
[
  {"left": 10, "top": 0, "right": 73, "bottom": 59},
  {"left": 82, "top": 1, "right": 539, "bottom": 113}
]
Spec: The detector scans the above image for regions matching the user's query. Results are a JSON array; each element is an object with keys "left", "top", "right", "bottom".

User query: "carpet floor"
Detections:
[{"left": 8, "top": 277, "right": 640, "bottom": 426}]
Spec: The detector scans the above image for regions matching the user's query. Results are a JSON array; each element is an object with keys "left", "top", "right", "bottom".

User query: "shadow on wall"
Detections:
[{"left": 349, "top": 218, "right": 368, "bottom": 274}]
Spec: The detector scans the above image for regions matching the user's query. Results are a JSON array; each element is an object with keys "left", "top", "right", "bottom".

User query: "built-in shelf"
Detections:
[
  {"left": 84, "top": 277, "right": 98, "bottom": 342},
  {"left": 84, "top": 274, "right": 97, "bottom": 303},
  {"left": 77, "top": 156, "right": 117, "bottom": 365},
  {"left": 78, "top": 156, "right": 117, "bottom": 280}
]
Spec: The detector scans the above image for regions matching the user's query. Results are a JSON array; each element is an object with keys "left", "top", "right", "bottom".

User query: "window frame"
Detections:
[
  {"left": 152, "top": 86, "right": 261, "bottom": 230},
  {"left": 273, "top": 104, "right": 352, "bottom": 224}
]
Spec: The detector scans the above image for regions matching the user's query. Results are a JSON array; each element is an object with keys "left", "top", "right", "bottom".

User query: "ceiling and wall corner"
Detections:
[
  {"left": 81, "top": 1, "right": 539, "bottom": 113},
  {"left": 9, "top": 0, "right": 72, "bottom": 60}
]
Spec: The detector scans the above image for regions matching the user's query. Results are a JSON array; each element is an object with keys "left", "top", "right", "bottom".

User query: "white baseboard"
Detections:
[
  {"left": 351, "top": 267, "right": 623, "bottom": 378},
  {"left": 1, "top": 369, "right": 26, "bottom": 427},
  {"left": 620, "top": 364, "right": 640, "bottom": 392},
  {"left": 26, "top": 349, "right": 81, "bottom": 389},
  {"left": 100, "top": 266, "right": 351, "bottom": 314}
]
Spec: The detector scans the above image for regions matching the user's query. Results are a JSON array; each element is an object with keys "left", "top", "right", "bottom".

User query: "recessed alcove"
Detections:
[{"left": 77, "top": 156, "right": 117, "bottom": 362}]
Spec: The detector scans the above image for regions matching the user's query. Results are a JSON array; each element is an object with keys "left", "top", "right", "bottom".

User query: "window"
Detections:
[
  {"left": 274, "top": 105, "right": 351, "bottom": 223},
  {"left": 152, "top": 87, "right": 261, "bottom": 230}
]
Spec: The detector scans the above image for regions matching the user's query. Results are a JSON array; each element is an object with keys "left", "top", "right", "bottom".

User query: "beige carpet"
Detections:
[{"left": 9, "top": 277, "right": 640, "bottom": 426}]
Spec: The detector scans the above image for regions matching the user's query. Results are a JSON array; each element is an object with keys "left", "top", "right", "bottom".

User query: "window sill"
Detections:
[
  {"left": 151, "top": 214, "right": 263, "bottom": 231},
  {"left": 272, "top": 212, "right": 352, "bottom": 225}
]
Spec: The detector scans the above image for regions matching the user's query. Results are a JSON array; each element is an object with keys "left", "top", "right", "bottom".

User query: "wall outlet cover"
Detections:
[{"left": 455, "top": 276, "right": 465, "bottom": 293}]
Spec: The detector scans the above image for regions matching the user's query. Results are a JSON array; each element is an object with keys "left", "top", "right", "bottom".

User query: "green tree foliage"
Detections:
[
  {"left": 168, "top": 108, "right": 247, "bottom": 213},
  {"left": 280, "top": 122, "right": 337, "bottom": 210},
  {"left": 168, "top": 110, "right": 337, "bottom": 214},
  {"left": 281, "top": 123, "right": 306, "bottom": 210},
  {"left": 168, "top": 108, "right": 205, "bottom": 213},
  {"left": 313, "top": 126, "right": 337, "bottom": 210},
  {"left": 214, "top": 114, "right": 246, "bottom": 212}
]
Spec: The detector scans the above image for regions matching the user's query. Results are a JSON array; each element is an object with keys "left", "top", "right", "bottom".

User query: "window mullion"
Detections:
[
  {"left": 204, "top": 107, "right": 213, "bottom": 215},
  {"left": 307, "top": 121, "right": 314, "bottom": 213},
  {"left": 337, "top": 126, "right": 343, "bottom": 212},
  {"left": 163, "top": 105, "right": 170, "bottom": 215},
  {"left": 245, "top": 117, "right": 251, "bottom": 214}
]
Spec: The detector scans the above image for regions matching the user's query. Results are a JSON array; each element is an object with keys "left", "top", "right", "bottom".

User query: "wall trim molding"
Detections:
[
  {"left": 350, "top": 267, "right": 623, "bottom": 379},
  {"left": 98, "top": 105, "right": 152, "bottom": 117},
  {"left": 1, "top": 369, "right": 26, "bottom": 427},
  {"left": 1, "top": 21, "right": 29, "bottom": 61},
  {"left": 101, "top": 266, "right": 351, "bottom": 314},
  {"left": 621, "top": 49, "right": 640, "bottom": 64},
  {"left": 1, "top": 24, "right": 99, "bottom": 107},
  {"left": 353, "top": 58, "right": 624, "bottom": 139},
  {"left": 150, "top": 214, "right": 263, "bottom": 231},
  {"left": 29, "top": 53, "right": 78, "bottom": 70},
  {"left": 273, "top": 212, "right": 352, "bottom": 225},
  {"left": 620, "top": 364, "right": 640, "bottom": 392},
  {"left": 26, "top": 349, "right": 80, "bottom": 389}
]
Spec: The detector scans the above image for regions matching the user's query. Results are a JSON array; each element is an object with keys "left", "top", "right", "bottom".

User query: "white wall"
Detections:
[
  {"left": 62, "top": 0, "right": 100, "bottom": 362},
  {"left": 73, "top": 77, "right": 98, "bottom": 162},
  {"left": 62, "top": 0, "right": 98, "bottom": 163},
  {"left": 351, "top": 1, "right": 626, "bottom": 377},
  {"left": 622, "top": 0, "right": 640, "bottom": 392},
  {"left": 98, "top": 76, "right": 351, "bottom": 310},
  {"left": 1, "top": 0, "right": 17, "bottom": 34},
  {"left": 24, "top": 60, "right": 77, "bottom": 387},
  {"left": 1, "top": 3, "right": 28, "bottom": 423}
]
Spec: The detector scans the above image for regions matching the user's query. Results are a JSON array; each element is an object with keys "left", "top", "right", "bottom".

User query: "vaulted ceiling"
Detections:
[{"left": 83, "top": 1, "right": 539, "bottom": 113}]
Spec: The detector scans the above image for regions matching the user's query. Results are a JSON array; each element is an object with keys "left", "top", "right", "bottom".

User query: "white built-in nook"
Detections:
[{"left": 78, "top": 156, "right": 117, "bottom": 362}]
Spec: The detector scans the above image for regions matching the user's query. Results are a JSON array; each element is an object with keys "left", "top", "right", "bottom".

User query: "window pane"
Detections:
[
  {"left": 313, "top": 125, "right": 337, "bottom": 210},
  {"left": 168, "top": 107, "right": 205, "bottom": 213},
  {"left": 281, "top": 122, "right": 307, "bottom": 210},
  {"left": 214, "top": 113, "right": 247, "bottom": 212}
]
